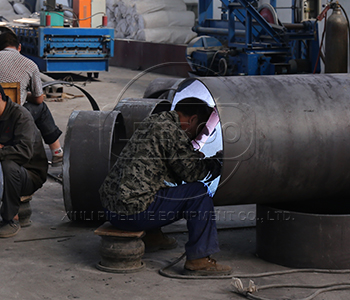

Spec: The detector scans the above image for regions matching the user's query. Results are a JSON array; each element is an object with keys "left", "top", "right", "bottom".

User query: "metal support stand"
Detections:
[{"left": 95, "top": 222, "right": 145, "bottom": 273}]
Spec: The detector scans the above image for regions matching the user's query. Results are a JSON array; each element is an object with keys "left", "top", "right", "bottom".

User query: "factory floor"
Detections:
[{"left": 1, "top": 67, "right": 349, "bottom": 300}]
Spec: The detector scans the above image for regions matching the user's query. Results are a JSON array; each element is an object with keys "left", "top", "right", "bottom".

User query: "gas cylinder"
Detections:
[{"left": 325, "top": 4, "right": 348, "bottom": 73}]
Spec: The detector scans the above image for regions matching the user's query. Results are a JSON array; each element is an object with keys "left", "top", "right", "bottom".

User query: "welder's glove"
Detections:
[{"left": 204, "top": 153, "right": 223, "bottom": 183}]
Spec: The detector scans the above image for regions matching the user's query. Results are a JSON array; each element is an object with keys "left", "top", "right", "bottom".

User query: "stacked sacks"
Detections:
[
  {"left": 106, "top": 0, "right": 197, "bottom": 44},
  {"left": 0, "top": 0, "right": 28, "bottom": 21}
]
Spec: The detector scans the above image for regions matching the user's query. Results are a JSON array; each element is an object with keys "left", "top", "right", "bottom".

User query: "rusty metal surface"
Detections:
[
  {"left": 114, "top": 98, "right": 171, "bottom": 140},
  {"left": 256, "top": 202, "right": 350, "bottom": 269},
  {"left": 63, "top": 110, "right": 126, "bottom": 221},
  {"left": 173, "top": 74, "right": 350, "bottom": 206}
]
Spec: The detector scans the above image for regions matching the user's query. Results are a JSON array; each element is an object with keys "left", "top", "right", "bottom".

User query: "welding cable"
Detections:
[
  {"left": 291, "top": 0, "right": 302, "bottom": 23},
  {"left": 159, "top": 252, "right": 350, "bottom": 281},
  {"left": 231, "top": 278, "right": 350, "bottom": 300},
  {"left": 205, "top": 50, "right": 228, "bottom": 76},
  {"left": 231, "top": 267, "right": 350, "bottom": 278},
  {"left": 58, "top": 7, "right": 80, "bottom": 27},
  {"left": 157, "top": 212, "right": 350, "bottom": 293},
  {"left": 76, "top": 12, "right": 106, "bottom": 22},
  {"left": 62, "top": 12, "right": 106, "bottom": 27},
  {"left": 64, "top": 10, "right": 79, "bottom": 27},
  {"left": 157, "top": 234, "right": 350, "bottom": 297},
  {"left": 231, "top": 268, "right": 350, "bottom": 300},
  {"left": 206, "top": 50, "right": 220, "bottom": 76}
]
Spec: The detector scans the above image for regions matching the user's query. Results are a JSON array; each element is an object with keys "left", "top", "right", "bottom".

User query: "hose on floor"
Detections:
[
  {"left": 159, "top": 252, "right": 350, "bottom": 299},
  {"left": 232, "top": 275, "right": 350, "bottom": 300}
]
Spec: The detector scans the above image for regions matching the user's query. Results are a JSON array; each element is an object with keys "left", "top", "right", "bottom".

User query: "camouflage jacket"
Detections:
[{"left": 99, "top": 110, "right": 221, "bottom": 215}]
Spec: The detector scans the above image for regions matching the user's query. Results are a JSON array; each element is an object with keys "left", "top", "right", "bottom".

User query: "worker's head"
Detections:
[
  {"left": 0, "top": 31, "right": 20, "bottom": 51},
  {"left": 175, "top": 97, "right": 213, "bottom": 139}
]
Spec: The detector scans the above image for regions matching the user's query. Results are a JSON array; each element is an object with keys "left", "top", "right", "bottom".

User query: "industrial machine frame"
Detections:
[{"left": 188, "top": 0, "right": 321, "bottom": 76}]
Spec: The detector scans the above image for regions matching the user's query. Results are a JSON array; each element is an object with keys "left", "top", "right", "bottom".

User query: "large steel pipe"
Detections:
[
  {"left": 63, "top": 110, "right": 126, "bottom": 221},
  {"left": 63, "top": 74, "right": 350, "bottom": 221},
  {"left": 143, "top": 78, "right": 183, "bottom": 99},
  {"left": 171, "top": 74, "right": 350, "bottom": 205},
  {"left": 256, "top": 201, "right": 350, "bottom": 269},
  {"left": 114, "top": 98, "right": 171, "bottom": 140}
]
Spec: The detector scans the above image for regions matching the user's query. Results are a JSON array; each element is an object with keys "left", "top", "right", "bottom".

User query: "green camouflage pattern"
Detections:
[{"left": 99, "top": 110, "right": 221, "bottom": 215}]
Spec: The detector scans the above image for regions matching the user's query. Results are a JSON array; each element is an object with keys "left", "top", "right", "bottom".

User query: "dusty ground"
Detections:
[{"left": 1, "top": 66, "right": 349, "bottom": 300}]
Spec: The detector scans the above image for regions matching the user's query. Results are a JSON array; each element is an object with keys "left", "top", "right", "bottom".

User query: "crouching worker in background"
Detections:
[
  {"left": 0, "top": 31, "right": 63, "bottom": 166},
  {"left": 0, "top": 84, "right": 48, "bottom": 238},
  {"left": 99, "top": 98, "right": 232, "bottom": 276}
]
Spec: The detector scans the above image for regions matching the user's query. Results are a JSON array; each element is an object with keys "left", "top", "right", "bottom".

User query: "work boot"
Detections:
[
  {"left": 142, "top": 228, "right": 177, "bottom": 252},
  {"left": 0, "top": 220, "right": 21, "bottom": 238},
  {"left": 184, "top": 256, "right": 232, "bottom": 276}
]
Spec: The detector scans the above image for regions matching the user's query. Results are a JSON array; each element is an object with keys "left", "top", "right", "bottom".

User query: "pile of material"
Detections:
[
  {"left": 106, "top": 0, "right": 197, "bottom": 44},
  {"left": 0, "top": 0, "right": 30, "bottom": 21}
]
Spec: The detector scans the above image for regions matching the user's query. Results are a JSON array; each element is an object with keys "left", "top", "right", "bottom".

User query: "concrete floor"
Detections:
[{"left": 1, "top": 67, "right": 350, "bottom": 300}]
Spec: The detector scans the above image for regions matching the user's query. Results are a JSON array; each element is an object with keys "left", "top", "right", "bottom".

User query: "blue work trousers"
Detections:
[
  {"left": 24, "top": 102, "right": 62, "bottom": 145},
  {"left": 106, "top": 182, "right": 220, "bottom": 260}
]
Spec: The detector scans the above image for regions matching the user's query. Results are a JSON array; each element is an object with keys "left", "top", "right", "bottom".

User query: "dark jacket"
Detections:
[
  {"left": 0, "top": 96, "right": 47, "bottom": 188},
  {"left": 100, "top": 110, "right": 221, "bottom": 215}
]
